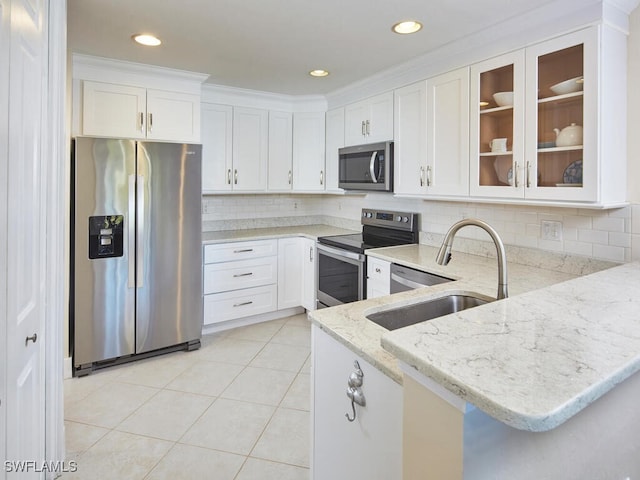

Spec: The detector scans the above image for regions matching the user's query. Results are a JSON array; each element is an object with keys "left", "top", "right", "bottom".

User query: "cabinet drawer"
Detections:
[
  {"left": 204, "top": 256, "right": 277, "bottom": 294},
  {"left": 203, "top": 284, "right": 278, "bottom": 325},
  {"left": 204, "top": 239, "right": 277, "bottom": 264}
]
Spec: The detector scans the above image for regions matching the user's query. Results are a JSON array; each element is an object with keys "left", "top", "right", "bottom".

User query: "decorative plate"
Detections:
[{"left": 563, "top": 159, "right": 582, "bottom": 184}]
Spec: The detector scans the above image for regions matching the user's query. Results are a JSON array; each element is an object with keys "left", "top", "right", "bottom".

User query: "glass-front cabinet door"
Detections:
[
  {"left": 525, "top": 28, "right": 597, "bottom": 201},
  {"left": 471, "top": 28, "right": 597, "bottom": 202},
  {"left": 470, "top": 51, "right": 525, "bottom": 197}
]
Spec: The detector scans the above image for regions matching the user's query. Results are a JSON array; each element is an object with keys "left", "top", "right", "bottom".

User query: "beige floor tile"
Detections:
[
  {"left": 65, "top": 382, "right": 158, "bottom": 429},
  {"left": 250, "top": 343, "right": 309, "bottom": 372},
  {"left": 194, "top": 337, "right": 267, "bottom": 366},
  {"left": 165, "top": 360, "right": 243, "bottom": 397},
  {"left": 116, "top": 389, "right": 214, "bottom": 441},
  {"left": 285, "top": 313, "right": 311, "bottom": 327},
  {"left": 221, "top": 366, "right": 296, "bottom": 406},
  {"left": 300, "top": 354, "right": 312, "bottom": 374},
  {"left": 145, "top": 443, "right": 245, "bottom": 480},
  {"left": 252, "top": 407, "right": 310, "bottom": 467},
  {"left": 236, "top": 458, "right": 309, "bottom": 480},
  {"left": 63, "top": 368, "right": 122, "bottom": 405},
  {"left": 62, "top": 430, "right": 172, "bottom": 480},
  {"left": 64, "top": 421, "right": 109, "bottom": 459},
  {"left": 280, "top": 373, "right": 310, "bottom": 411},
  {"left": 270, "top": 324, "right": 311, "bottom": 348},
  {"left": 225, "top": 319, "right": 285, "bottom": 342},
  {"left": 114, "top": 351, "right": 197, "bottom": 388},
  {"left": 180, "top": 398, "right": 275, "bottom": 455}
]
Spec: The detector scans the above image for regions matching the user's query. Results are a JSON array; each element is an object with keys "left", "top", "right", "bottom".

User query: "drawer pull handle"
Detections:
[
  {"left": 233, "top": 272, "right": 253, "bottom": 277},
  {"left": 234, "top": 248, "right": 254, "bottom": 253},
  {"left": 233, "top": 301, "right": 253, "bottom": 307}
]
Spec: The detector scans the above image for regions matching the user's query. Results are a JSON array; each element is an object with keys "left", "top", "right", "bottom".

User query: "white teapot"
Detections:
[{"left": 554, "top": 123, "right": 583, "bottom": 147}]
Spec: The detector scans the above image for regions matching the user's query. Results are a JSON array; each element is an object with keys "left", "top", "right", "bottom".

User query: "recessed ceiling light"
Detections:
[
  {"left": 132, "top": 34, "right": 162, "bottom": 47},
  {"left": 309, "top": 69, "right": 329, "bottom": 77},
  {"left": 392, "top": 20, "right": 423, "bottom": 35}
]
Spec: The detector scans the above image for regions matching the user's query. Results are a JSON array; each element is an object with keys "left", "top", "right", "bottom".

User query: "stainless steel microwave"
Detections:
[{"left": 338, "top": 141, "right": 393, "bottom": 192}]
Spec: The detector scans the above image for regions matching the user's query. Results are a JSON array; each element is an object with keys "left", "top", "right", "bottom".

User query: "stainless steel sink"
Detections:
[{"left": 366, "top": 294, "right": 490, "bottom": 331}]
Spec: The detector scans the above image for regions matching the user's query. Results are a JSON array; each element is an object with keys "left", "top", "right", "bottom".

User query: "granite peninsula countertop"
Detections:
[
  {"left": 202, "top": 224, "right": 357, "bottom": 244},
  {"left": 309, "top": 243, "right": 628, "bottom": 432}
]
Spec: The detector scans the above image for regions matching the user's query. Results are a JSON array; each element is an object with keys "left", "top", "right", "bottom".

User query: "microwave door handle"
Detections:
[{"left": 369, "top": 151, "right": 378, "bottom": 183}]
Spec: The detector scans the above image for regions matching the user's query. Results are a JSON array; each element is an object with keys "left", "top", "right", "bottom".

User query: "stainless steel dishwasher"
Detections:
[{"left": 389, "top": 263, "right": 452, "bottom": 293}]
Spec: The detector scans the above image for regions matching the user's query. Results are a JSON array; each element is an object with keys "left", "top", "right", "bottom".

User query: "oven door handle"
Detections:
[
  {"left": 317, "top": 243, "right": 365, "bottom": 263},
  {"left": 369, "top": 151, "right": 378, "bottom": 183}
]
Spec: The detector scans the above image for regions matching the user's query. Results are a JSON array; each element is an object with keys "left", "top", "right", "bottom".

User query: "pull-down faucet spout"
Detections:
[{"left": 436, "top": 218, "right": 508, "bottom": 300}]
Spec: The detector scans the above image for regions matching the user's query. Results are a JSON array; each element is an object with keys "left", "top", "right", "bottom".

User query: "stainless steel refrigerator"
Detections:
[{"left": 71, "top": 137, "right": 203, "bottom": 376}]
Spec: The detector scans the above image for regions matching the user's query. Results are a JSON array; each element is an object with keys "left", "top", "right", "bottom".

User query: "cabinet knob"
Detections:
[
  {"left": 375, "top": 267, "right": 381, "bottom": 273},
  {"left": 25, "top": 333, "right": 37, "bottom": 346}
]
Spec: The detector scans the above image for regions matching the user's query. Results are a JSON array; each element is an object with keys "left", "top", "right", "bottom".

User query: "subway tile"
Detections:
[
  {"left": 609, "top": 232, "right": 632, "bottom": 248},
  {"left": 577, "top": 229, "right": 609, "bottom": 245},
  {"left": 592, "top": 244, "right": 626, "bottom": 263},
  {"left": 564, "top": 240, "right": 593, "bottom": 257},
  {"left": 592, "top": 216, "right": 625, "bottom": 233}
]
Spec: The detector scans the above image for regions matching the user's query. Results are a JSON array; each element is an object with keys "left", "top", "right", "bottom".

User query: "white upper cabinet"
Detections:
[
  {"left": 324, "top": 107, "right": 345, "bottom": 192},
  {"left": 393, "top": 81, "right": 427, "bottom": 195},
  {"left": 82, "top": 81, "right": 147, "bottom": 139},
  {"left": 146, "top": 89, "right": 201, "bottom": 142},
  {"left": 524, "top": 29, "right": 597, "bottom": 202},
  {"left": 292, "top": 111, "right": 326, "bottom": 191},
  {"left": 81, "top": 81, "right": 201, "bottom": 142},
  {"left": 268, "top": 110, "right": 294, "bottom": 191},
  {"left": 201, "top": 103, "right": 233, "bottom": 192},
  {"left": 470, "top": 50, "right": 526, "bottom": 198},
  {"left": 344, "top": 91, "right": 393, "bottom": 146},
  {"left": 470, "top": 26, "right": 626, "bottom": 206},
  {"left": 426, "top": 67, "right": 470, "bottom": 197},
  {"left": 232, "top": 107, "right": 269, "bottom": 191}
]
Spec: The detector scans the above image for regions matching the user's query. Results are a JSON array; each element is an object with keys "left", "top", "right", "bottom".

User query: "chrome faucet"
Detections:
[{"left": 436, "top": 218, "right": 508, "bottom": 300}]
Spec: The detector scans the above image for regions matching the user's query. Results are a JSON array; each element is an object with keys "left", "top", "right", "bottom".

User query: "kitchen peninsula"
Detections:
[{"left": 309, "top": 245, "right": 640, "bottom": 479}]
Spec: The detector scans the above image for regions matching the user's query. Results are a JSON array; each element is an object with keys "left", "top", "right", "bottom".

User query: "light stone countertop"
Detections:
[
  {"left": 309, "top": 243, "right": 626, "bottom": 432},
  {"left": 202, "top": 225, "right": 358, "bottom": 244}
]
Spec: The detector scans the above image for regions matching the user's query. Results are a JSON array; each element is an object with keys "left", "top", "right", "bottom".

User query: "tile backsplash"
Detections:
[{"left": 202, "top": 194, "right": 639, "bottom": 264}]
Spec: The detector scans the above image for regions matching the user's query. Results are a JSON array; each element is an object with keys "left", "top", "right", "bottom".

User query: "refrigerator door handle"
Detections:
[
  {"left": 128, "top": 174, "right": 136, "bottom": 288},
  {"left": 136, "top": 174, "right": 145, "bottom": 288}
]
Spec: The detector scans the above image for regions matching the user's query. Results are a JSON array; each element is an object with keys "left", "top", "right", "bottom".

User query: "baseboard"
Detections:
[
  {"left": 64, "top": 356, "right": 72, "bottom": 379},
  {"left": 202, "top": 307, "right": 305, "bottom": 336}
]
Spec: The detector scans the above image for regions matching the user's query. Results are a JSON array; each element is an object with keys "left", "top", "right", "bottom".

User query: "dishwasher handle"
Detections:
[
  {"left": 390, "top": 271, "right": 430, "bottom": 290},
  {"left": 390, "top": 263, "right": 453, "bottom": 293}
]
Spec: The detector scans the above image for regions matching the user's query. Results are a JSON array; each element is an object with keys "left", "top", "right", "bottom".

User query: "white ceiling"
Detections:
[{"left": 68, "top": 0, "right": 592, "bottom": 96}]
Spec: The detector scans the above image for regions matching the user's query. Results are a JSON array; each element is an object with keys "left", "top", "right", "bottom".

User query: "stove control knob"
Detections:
[
  {"left": 367, "top": 212, "right": 373, "bottom": 218},
  {"left": 396, "top": 215, "right": 402, "bottom": 222},
  {"left": 362, "top": 211, "right": 367, "bottom": 218},
  {"left": 403, "top": 216, "right": 409, "bottom": 223}
]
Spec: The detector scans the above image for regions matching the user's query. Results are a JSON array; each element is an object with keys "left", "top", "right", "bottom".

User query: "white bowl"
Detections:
[
  {"left": 492, "top": 91, "right": 513, "bottom": 107},
  {"left": 550, "top": 76, "right": 584, "bottom": 95}
]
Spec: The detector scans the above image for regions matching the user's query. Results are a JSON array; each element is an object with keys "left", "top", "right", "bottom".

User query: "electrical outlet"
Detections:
[{"left": 541, "top": 220, "right": 563, "bottom": 241}]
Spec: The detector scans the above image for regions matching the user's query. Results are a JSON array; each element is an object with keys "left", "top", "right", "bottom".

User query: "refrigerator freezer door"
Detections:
[
  {"left": 73, "top": 138, "right": 136, "bottom": 367},
  {"left": 135, "top": 142, "right": 203, "bottom": 354}
]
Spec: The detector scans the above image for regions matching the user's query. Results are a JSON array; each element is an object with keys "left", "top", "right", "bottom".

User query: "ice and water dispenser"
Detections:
[{"left": 88, "top": 215, "right": 124, "bottom": 259}]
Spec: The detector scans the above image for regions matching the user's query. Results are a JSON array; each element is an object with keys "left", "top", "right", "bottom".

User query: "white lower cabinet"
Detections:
[
  {"left": 204, "top": 285, "right": 278, "bottom": 324},
  {"left": 312, "top": 325, "right": 402, "bottom": 480},
  {"left": 278, "top": 237, "right": 304, "bottom": 309},
  {"left": 203, "top": 239, "right": 278, "bottom": 325},
  {"left": 204, "top": 237, "right": 317, "bottom": 327},
  {"left": 301, "top": 237, "right": 317, "bottom": 311},
  {"left": 366, "top": 257, "right": 390, "bottom": 298},
  {"left": 278, "top": 237, "right": 317, "bottom": 311}
]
